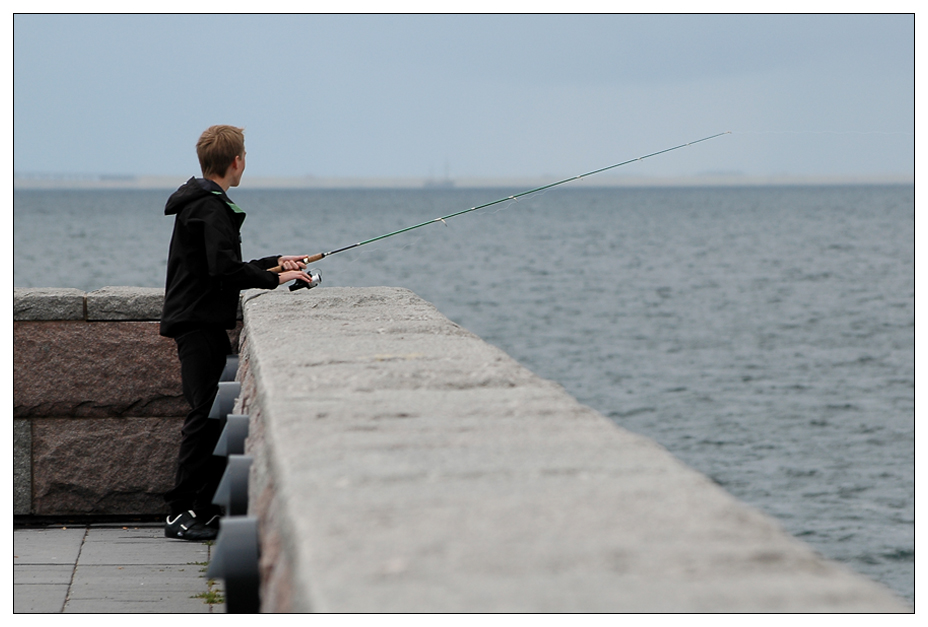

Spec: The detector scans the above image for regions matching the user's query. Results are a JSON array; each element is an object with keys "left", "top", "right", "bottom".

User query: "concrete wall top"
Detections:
[
  {"left": 14, "top": 288, "right": 87, "bottom": 321},
  {"left": 14, "top": 286, "right": 244, "bottom": 322},
  {"left": 239, "top": 286, "right": 908, "bottom": 612},
  {"left": 15, "top": 286, "right": 165, "bottom": 321},
  {"left": 86, "top": 287, "right": 165, "bottom": 321}
]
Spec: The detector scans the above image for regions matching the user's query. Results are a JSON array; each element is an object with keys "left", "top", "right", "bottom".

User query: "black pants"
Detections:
[{"left": 164, "top": 327, "right": 231, "bottom": 517}]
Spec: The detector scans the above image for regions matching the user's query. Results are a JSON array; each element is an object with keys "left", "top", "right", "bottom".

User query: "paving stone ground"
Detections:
[{"left": 13, "top": 523, "right": 224, "bottom": 614}]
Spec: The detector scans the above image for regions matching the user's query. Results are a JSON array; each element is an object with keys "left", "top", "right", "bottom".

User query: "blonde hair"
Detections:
[{"left": 196, "top": 125, "right": 245, "bottom": 178}]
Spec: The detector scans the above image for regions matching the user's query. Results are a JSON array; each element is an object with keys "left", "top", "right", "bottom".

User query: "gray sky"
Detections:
[{"left": 13, "top": 14, "right": 914, "bottom": 180}]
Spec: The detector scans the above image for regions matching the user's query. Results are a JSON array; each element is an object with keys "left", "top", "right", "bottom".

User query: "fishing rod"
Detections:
[{"left": 273, "top": 131, "right": 730, "bottom": 289}]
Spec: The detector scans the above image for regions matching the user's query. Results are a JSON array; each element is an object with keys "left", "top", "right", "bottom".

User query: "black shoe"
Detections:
[
  {"left": 202, "top": 513, "right": 220, "bottom": 530},
  {"left": 165, "top": 510, "right": 218, "bottom": 541}
]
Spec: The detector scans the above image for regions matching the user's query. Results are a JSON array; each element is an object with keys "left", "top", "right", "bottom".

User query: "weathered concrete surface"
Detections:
[
  {"left": 14, "top": 420, "right": 32, "bottom": 515},
  {"left": 14, "top": 287, "right": 185, "bottom": 516},
  {"left": 14, "top": 287, "right": 85, "bottom": 320},
  {"left": 31, "top": 417, "right": 182, "bottom": 515},
  {"left": 13, "top": 320, "right": 186, "bottom": 417},
  {"left": 13, "top": 286, "right": 165, "bottom": 322},
  {"left": 238, "top": 287, "right": 908, "bottom": 612},
  {"left": 12, "top": 286, "right": 244, "bottom": 517},
  {"left": 85, "top": 286, "right": 165, "bottom": 321}
]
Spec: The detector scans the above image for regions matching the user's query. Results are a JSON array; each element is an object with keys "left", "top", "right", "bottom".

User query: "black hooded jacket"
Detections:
[{"left": 160, "top": 177, "right": 279, "bottom": 337}]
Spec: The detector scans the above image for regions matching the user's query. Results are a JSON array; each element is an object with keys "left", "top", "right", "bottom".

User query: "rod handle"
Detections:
[{"left": 268, "top": 253, "right": 325, "bottom": 273}]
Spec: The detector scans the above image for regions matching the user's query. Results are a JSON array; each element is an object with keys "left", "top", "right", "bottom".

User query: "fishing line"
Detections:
[
  {"left": 332, "top": 231, "right": 426, "bottom": 267},
  {"left": 273, "top": 131, "right": 731, "bottom": 285}
]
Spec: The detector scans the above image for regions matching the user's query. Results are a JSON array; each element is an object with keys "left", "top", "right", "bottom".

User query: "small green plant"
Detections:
[
  {"left": 191, "top": 537, "right": 224, "bottom": 606},
  {"left": 193, "top": 586, "right": 225, "bottom": 605},
  {"left": 192, "top": 578, "right": 225, "bottom": 605}
]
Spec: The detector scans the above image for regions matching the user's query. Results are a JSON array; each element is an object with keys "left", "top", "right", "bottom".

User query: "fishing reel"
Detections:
[{"left": 289, "top": 269, "right": 322, "bottom": 291}]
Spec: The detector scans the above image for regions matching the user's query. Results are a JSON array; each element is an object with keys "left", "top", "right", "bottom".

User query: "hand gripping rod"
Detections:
[{"left": 268, "top": 131, "right": 730, "bottom": 273}]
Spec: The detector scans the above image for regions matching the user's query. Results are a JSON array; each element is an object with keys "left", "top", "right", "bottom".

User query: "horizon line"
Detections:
[{"left": 13, "top": 172, "right": 915, "bottom": 191}]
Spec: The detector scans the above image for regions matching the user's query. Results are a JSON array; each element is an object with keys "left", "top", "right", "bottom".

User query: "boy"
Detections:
[{"left": 160, "top": 125, "right": 312, "bottom": 540}]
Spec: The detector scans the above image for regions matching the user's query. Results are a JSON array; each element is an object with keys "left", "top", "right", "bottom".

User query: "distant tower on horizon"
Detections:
[{"left": 424, "top": 159, "right": 454, "bottom": 189}]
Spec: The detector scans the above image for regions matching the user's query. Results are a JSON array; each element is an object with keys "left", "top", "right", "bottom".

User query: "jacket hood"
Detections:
[{"left": 164, "top": 177, "right": 226, "bottom": 216}]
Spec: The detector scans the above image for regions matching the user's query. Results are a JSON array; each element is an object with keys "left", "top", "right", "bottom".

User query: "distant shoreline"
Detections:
[{"left": 13, "top": 173, "right": 914, "bottom": 190}]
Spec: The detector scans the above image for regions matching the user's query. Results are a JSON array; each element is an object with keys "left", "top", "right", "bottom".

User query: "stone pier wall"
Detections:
[
  {"left": 234, "top": 287, "right": 907, "bottom": 612},
  {"left": 12, "top": 287, "right": 238, "bottom": 517},
  {"left": 13, "top": 285, "right": 909, "bottom": 611}
]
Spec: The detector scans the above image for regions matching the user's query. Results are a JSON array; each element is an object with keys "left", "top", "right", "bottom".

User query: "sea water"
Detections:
[{"left": 13, "top": 184, "right": 914, "bottom": 603}]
